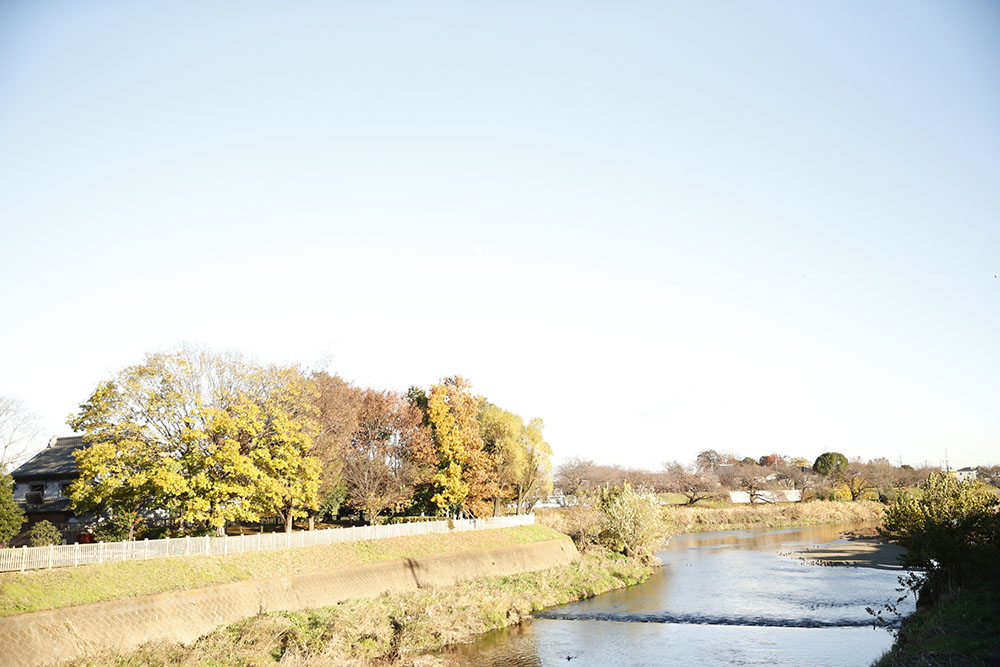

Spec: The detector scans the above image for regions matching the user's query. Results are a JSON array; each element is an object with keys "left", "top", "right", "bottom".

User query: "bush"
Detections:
[
  {"left": 0, "top": 475, "right": 24, "bottom": 546},
  {"left": 27, "top": 520, "right": 62, "bottom": 546},
  {"left": 597, "top": 483, "right": 667, "bottom": 559},
  {"left": 882, "top": 473, "right": 1000, "bottom": 603}
]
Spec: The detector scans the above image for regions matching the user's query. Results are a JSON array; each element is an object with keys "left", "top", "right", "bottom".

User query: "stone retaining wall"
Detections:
[{"left": 1, "top": 537, "right": 578, "bottom": 666}]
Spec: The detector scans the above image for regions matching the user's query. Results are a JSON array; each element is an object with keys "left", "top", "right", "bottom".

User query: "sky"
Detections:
[{"left": 1, "top": 1, "right": 998, "bottom": 471}]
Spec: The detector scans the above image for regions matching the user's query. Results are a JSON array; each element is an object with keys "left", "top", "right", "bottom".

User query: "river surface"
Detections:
[{"left": 446, "top": 525, "right": 913, "bottom": 666}]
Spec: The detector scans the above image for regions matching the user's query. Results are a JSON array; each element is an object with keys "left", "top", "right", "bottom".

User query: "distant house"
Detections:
[
  {"left": 10, "top": 436, "right": 90, "bottom": 531},
  {"left": 953, "top": 467, "right": 978, "bottom": 482}
]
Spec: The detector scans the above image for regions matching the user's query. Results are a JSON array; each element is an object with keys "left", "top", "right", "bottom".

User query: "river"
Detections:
[{"left": 445, "top": 524, "right": 913, "bottom": 666}]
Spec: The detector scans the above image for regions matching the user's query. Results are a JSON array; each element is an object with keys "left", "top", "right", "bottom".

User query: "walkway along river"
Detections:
[{"left": 447, "top": 524, "right": 915, "bottom": 667}]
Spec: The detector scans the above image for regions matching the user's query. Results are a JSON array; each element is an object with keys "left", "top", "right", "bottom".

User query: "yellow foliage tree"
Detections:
[
  {"left": 426, "top": 376, "right": 496, "bottom": 517},
  {"left": 69, "top": 348, "right": 320, "bottom": 536}
]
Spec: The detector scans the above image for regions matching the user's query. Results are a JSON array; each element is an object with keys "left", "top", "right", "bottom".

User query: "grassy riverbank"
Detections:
[
  {"left": 0, "top": 525, "right": 561, "bottom": 616},
  {"left": 663, "top": 499, "right": 885, "bottom": 533},
  {"left": 874, "top": 585, "right": 1000, "bottom": 666},
  {"left": 69, "top": 548, "right": 653, "bottom": 666}
]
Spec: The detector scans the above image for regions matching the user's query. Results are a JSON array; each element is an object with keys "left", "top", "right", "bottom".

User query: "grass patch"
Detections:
[
  {"left": 0, "top": 525, "right": 562, "bottom": 617},
  {"left": 70, "top": 548, "right": 652, "bottom": 666},
  {"left": 663, "top": 500, "right": 886, "bottom": 533},
  {"left": 873, "top": 584, "right": 1000, "bottom": 666}
]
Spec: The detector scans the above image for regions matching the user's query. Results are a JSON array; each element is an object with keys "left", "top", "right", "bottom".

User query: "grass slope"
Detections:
[
  {"left": 70, "top": 549, "right": 652, "bottom": 666},
  {"left": 0, "top": 524, "right": 563, "bottom": 617}
]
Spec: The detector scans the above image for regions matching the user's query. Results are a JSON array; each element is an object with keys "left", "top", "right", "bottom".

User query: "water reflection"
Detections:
[{"left": 445, "top": 524, "right": 912, "bottom": 667}]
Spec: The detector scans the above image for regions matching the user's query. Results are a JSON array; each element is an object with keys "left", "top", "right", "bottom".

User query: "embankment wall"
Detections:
[{"left": 1, "top": 537, "right": 578, "bottom": 666}]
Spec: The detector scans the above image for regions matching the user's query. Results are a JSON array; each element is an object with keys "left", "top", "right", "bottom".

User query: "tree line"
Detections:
[
  {"left": 556, "top": 449, "right": 952, "bottom": 506},
  {"left": 61, "top": 347, "right": 552, "bottom": 539}
]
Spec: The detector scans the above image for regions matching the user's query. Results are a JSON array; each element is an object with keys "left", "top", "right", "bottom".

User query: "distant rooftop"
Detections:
[{"left": 10, "top": 436, "right": 87, "bottom": 481}]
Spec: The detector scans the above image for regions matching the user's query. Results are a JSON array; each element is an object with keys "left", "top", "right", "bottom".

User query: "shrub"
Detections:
[
  {"left": 882, "top": 473, "right": 1000, "bottom": 603},
  {"left": 597, "top": 483, "right": 668, "bottom": 560},
  {"left": 0, "top": 475, "right": 24, "bottom": 546},
  {"left": 27, "top": 520, "right": 62, "bottom": 546}
]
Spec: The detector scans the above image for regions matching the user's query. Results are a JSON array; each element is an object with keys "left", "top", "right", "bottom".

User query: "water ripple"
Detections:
[{"left": 533, "top": 610, "right": 899, "bottom": 629}]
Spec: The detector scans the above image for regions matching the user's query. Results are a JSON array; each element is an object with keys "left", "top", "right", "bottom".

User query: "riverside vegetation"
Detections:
[
  {"left": 874, "top": 473, "right": 1000, "bottom": 666},
  {"left": 58, "top": 486, "right": 667, "bottom": 666}
]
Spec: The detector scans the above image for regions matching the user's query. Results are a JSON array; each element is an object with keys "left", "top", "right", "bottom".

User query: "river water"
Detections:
[{"left": 446, "top": 525, "right": 913, "bottom": 667}]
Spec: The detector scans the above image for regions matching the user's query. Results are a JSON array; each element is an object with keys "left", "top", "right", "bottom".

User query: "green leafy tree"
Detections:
[
  {"left": 478, "top": 404, "right": 553, "bottom": 515},
  {"left": 0, "top": 474, "right": 24, "bottom": 546},
  {"left": 27, "top": 520, "right": 62, "bottom": 546},
  {"left": 882, "top": 472, "right": 1000, "bottom": 596},
  {"left": 813, "top": 452, "right": 849, "bottom": 477}
]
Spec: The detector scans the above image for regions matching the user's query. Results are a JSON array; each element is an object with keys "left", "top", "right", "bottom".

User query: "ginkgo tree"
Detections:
[{"left": 68, "top": 347, "right": 321, "bottom": 537}]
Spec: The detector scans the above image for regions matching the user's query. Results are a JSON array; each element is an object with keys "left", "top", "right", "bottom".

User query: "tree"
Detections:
[
  {"left": 0, "top": 474, "right": 24, "bottom": 546},
  {"left": 514, "top": 417, "right": 553, "bottom": 513},
  {"left": 758, "top": 453, "right": 784, "bottom": 468},
  {"left": 425, "top": 377, "right": 496, "bottom": 517},
  {"left": 695, "top": 449, "right": 724, "bottom": 472},
  {"left": 341, "top": 390, "right": 432, "bottom": 524},
  {"left": 68, "top": 348, "right": 321, "bottom": 536},
  {"left": 555, "top": 457, "right": 598, "bottom": 494},
  {"left": 720, "top": 464, "right": 771, "bottom": 503},
  {"left": 813, "top": 452, "right": 849, "bottom": 477},
  {"left": 311, "top": 372, "right": 363, "bottom": 527},
  {"left": 478, "top": 403, "right": 553, "bottom": 515},
  {"left": 663, "top": 462, "right": 717, "bottom": 505},
  {"left": 840, "top": 459, "right": 877, "bottom": 501},
  {"left": 0, "top": 396, "right": 40, "bottom": 473},
  {"left": 28, "top": 520, "right": 62, "bottom": 546}
]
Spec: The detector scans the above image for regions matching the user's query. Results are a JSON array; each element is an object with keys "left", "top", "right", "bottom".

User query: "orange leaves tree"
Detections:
[{"left": 341, "top": 390, "right": 433, "bottom": 524}]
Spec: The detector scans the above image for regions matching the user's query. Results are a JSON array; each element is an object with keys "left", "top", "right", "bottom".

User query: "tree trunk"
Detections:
[
  {"left": 216, "top": 523, "right": 226, "bottom": 537},
  {"left": 284, "top": 511, "right": 293, "bottom": 533},
  {"left": 308, "top": 515, "right": 315, "bottom": 531}
]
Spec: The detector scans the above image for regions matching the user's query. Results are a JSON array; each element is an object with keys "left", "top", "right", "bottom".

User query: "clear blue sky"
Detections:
[{"left": 1, "top": 1, "right": 998, "bottom": 469}]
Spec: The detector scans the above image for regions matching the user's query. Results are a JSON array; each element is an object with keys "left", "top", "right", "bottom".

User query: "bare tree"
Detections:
[
  {"left": 0, "top": 397, "right": 41, "bottom": 473},
  {"left": 663, "top": 462, "right": 718, "bottom": 505}
]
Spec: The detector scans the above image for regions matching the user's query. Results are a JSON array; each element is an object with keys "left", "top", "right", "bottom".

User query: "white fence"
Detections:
[{"left": 0, "top": 514, "right": 535, "bottom": 573}]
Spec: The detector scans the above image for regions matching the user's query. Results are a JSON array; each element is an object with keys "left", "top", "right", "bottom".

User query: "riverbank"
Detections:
[
  {"left": 663, "top": 499, "right": 885, "bottom": 533},
  {"left": 784, "top": 529, "right": 907, "bottom": 570},
  {"left": 68, "top": 548, "right": 654, "bottom": 666},
  {"left": 873, "top": 584, "right": 1000, "bottom": 666},
  {"left": 0, "top": 524, "right": 559, "bottom": 616}
]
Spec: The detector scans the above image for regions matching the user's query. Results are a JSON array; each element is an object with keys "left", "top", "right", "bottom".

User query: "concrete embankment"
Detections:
[{"left": 0, "top": 537, "right": 578, "bottom": 666}]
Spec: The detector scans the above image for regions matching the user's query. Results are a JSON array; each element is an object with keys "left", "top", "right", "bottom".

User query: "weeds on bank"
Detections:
[{"left": 70, "top": 549, "right": 653, "bottom": 666}]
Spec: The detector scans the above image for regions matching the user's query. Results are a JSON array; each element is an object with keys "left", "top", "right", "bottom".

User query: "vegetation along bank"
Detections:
[
  {"left": 49, "top": 486, "right": 667, "bottom": 666},
  {"left": 874, "top": 473, "right": 1000, "bottom": 666}
]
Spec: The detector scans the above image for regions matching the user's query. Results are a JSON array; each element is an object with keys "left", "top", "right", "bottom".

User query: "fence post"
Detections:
[
  {"left": 165, "top": 535, "right": 170, "bottom": 558},
  {"left": 20, "top": 545, "right": 26, "bottom": 572},
  {"left": 74, "top": 542, "right": 79, "bottom": 567},
  {"left": 257, "top": 531, "right": 261, "bottom": 551},
  {"left": 122, "top": 539, "right": 127, "bottom": 562},
  {"left": 49, "top": 544, "right": 53, "bottom": 569},
  {"left": 98, "top": 542, "right": 103, "bottom": 564},
  {"left": 206, "top": 535, "right": 210, "bottom": 555},
  {"left": 224, "top": 534, "right": 228, "bottom": 556},
  {"left": 144, "top": 538, "right": 149, "bottom": 560}
]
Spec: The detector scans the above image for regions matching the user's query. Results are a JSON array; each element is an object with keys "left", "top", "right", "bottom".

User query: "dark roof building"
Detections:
[{"left": 11, "top": 436, "right": 89, "bottom": 526}]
